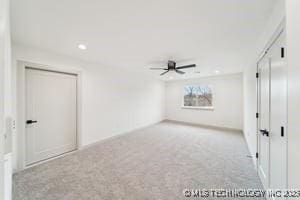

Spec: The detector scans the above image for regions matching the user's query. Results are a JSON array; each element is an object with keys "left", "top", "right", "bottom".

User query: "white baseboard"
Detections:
[
  {"left": 243, "top": 133, "right": 258, "bottom": 171},
  {"left": 163, "top": 119, "right": 243, "bottom": 133}
]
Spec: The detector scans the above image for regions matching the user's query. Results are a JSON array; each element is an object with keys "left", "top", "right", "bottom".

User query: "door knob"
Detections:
[
  {"left": 26, "top": 120, "right": 38, "bottom": 124},
  {"left": 259, "top": 129, "right": 269, "bottom": 137}
]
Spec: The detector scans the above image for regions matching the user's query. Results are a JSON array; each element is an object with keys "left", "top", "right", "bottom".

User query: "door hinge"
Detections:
[
  {"left": 256, "top": 72, "right": 259, "bottom": 78},
  {"left": 281, "top": 47, "right": 285, "bottom": 58},
  {"left": 256, "top": 113, "right": 259, "bottom": 118},
  {"left": 256, "top": 153, "right": 259, "bottom": 159}
]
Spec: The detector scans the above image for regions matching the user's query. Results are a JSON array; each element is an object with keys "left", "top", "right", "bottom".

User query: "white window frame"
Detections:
[{"left": 181, "top": 84, "right": 214, "bottom": 110}]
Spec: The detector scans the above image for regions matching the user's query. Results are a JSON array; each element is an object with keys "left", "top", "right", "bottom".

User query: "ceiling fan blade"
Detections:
[
  {"left": 176, "top": 64, "right": 196, "bottom": 69},
  {"left": 150, "top": 68, "right": 168, "bottom": 70},
  {"left": 160, "top": 70, "right": 169, "bottom": 76},
  {"left": 175, "top": 70, "right": 185, "bottom": 74}
]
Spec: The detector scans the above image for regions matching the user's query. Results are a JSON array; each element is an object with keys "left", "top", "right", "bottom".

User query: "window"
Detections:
[{"left": 183, "top": 85, "right": 213, "bottom": 109}]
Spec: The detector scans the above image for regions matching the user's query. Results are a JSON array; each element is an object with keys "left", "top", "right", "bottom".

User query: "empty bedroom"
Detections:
[{"left": 1, "top": 0, "right": 300, "bottom": 199}]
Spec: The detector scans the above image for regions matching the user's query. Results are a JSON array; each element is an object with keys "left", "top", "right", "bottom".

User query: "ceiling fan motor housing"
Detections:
[{"left": 168, "top": 60, "right": 176, "bottom": 70}]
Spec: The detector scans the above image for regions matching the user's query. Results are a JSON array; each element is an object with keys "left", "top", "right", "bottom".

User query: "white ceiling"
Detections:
[{"left": 11, "top": 0, "right": 277, "bottom": 80}]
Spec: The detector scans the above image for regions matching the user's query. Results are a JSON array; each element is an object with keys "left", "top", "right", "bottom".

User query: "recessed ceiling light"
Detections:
[
  {"left": 215, "top": 70, "right": 220, "bottom": 74},
  {"left": 78, "top": 44, "right": 87, "bottom": 50}
]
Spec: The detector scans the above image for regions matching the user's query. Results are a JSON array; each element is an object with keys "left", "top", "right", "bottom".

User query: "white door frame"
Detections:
[
  {"left": 256, "top": 19, "right": 287, "bottom": 189},
  {"left": 17, "top": 61, "right": 82, "bottom": 171},
  {"left": 0, "top": 10, "right": 5, "bottom": 199}
]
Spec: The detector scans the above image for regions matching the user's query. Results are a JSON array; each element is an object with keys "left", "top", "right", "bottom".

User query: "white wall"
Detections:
[
  {"left": 243, "top": 0, "right": 285, "bottom": 162},
  {"left": 243, "top": 64, "right": 257, "bottom": 158},
  {"left": 286, "top": 0, "right": 300, "bottom": 189},
  {"left": 0, "top": 25, "right": 4, "bottom": 200},
  {"left": 165, "top": 73, "right": 243, "bottom": 130},
  {"left": 12, "top": 44, "right": 165, "bottom": 171},
  {"left": 0, "top": 0, "right": 11, "bottom": 198}
]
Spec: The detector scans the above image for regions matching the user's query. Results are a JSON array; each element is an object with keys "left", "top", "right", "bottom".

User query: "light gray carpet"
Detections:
[{"left": 13, "top": 121, "right": 263, "bottom": 200}]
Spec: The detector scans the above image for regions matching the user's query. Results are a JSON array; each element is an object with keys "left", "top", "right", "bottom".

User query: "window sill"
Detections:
[{"left": 181, "top": 106, "right": 214, "bottom": 111}]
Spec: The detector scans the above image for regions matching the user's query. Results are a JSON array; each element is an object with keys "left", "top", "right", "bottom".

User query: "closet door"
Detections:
[
  {"left": 258, "top": 53, "right": 271, "bottom": 189},
  {"left": 25, "top": 68, "right": 77, "bottom": 165},
  {"left": 257, "top": 29, "right": 287, "bottom": 196},
  {"left": 269, "top": 31, "right": 287, "bottom": 192}
]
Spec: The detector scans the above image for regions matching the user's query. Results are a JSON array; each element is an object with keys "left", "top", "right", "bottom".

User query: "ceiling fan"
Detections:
[{"left": 150, "top": 60, "right": 196, "bottom": 76}]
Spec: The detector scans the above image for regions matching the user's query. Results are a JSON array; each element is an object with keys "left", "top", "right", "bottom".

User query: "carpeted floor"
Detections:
[{"left": 13, "top": 121, "right": 264, "bottom": 200}]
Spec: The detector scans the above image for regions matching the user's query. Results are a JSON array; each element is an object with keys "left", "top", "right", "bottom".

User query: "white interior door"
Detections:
[
  {"left": 25, "top": 68, "right": 77, "bottom": 165},
  {"left": 258, "top": 30, "right": 287, "bottom": 196},
  {"left": 269, "top": 32, "right": 287, "bottom": 194},
  {"left": 258, "top": 54, "right": 270, "bottom": 189}
]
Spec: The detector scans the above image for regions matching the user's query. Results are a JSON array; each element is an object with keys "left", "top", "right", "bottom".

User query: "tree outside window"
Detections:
[{"left": 183, "top": 85, "right": 213, "bottom": 108}]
